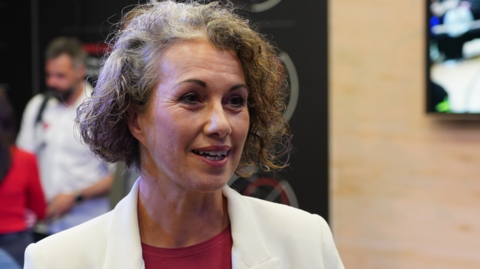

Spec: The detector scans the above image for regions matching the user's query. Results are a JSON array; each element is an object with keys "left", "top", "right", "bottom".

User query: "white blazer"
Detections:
[{"left": 25, "top": 179, "right": 344, "bottom": 269}]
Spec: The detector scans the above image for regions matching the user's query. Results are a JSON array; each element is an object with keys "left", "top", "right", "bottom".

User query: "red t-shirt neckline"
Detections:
[{"left": 141, "top": 225, "right": 233, "bottom": 268}]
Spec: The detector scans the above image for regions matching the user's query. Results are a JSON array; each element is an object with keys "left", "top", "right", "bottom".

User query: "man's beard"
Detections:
[{"left": 48, "top": 85, "right": 77, "bottom": 103}]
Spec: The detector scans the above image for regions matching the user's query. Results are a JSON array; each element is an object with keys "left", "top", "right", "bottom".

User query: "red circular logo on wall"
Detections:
[{"left": 229, "top": 174, "right": 298, "bottom": 207}]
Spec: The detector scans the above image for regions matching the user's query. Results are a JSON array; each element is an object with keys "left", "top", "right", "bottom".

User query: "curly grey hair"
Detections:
[{"left": 76, "top": 0, "right": 290, "bottom": 177}]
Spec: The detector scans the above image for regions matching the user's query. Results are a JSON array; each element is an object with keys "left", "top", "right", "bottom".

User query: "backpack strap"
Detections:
[{"left": 34, "top": 92, "right": 52, "bottom": 126}]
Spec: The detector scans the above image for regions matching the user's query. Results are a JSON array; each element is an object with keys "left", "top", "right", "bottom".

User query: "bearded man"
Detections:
[{"left": 16, "top": 37, "right": 113, "bottom": 241}]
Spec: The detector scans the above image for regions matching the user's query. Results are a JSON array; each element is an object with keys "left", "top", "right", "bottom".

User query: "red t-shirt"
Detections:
[
  {"left": 0, "top": 146, "right": 46, "bottom": 233},
  {"left": 142, "top": 225, "right": 233, "bottom": 269}
]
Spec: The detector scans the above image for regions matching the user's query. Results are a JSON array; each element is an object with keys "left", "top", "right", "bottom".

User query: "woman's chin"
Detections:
[{"left": 188, "top": 177, "right": 230, "bottom": 193}]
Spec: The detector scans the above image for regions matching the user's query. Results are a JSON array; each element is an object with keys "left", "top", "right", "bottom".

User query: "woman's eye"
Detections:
[
  {"left": 180, "top": 93, "right": 201, "bottom": 104},
  {"left": 227, "top": 96, "right": 246, "bottom": 108}
]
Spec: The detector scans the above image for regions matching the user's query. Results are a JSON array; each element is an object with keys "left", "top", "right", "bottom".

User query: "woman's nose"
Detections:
[{"left": 204, "top": 104, "right": 232, "bottom": 138}]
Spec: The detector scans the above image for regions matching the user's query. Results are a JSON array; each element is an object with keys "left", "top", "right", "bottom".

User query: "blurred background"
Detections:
[{"left": 330, "top": 0, "right": 480, "bottom": 268}]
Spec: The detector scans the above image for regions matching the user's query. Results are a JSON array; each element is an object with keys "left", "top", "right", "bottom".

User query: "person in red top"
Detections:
[{"left": 0, "top": 89, "right": 46, "bottom": 267}]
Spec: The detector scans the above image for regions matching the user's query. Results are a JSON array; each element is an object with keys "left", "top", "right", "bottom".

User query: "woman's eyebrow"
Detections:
[
  {"left": 230, "top": 84, "right": 249, "bottom": 92},
  {"left": 174, "top": 79, "right": 207, "bottom": 89},
  {"left": 174, "top": 79, "right": 248, "bottom": 92}
]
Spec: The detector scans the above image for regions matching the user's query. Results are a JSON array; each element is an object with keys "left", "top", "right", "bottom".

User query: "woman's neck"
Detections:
[{"left": 137, "top": 174, "right": 229, "bottom": 248}]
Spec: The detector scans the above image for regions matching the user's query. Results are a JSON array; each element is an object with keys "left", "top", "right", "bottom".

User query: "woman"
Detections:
[
  {"left": 25, "top": 1, "right": 344, "bottom": 268},
  {"left": 0, "top": 89, "right": 46, "bottom": 267}
]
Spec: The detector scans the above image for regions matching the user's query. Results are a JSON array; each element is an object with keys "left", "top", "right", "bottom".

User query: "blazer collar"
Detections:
[
  {"left": 223, "top": 186, "right": 280, "bottom": 269},
  {"left": 102, "top": 179, "right": 278, "bottom": 269},
  {"left": 104, "top": 179, "right": 145, "bottom": 269}
]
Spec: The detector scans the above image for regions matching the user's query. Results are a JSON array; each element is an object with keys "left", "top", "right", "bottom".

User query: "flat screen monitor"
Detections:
[{"left": 427, "top": 0, "right": 480, "bottom": 116}]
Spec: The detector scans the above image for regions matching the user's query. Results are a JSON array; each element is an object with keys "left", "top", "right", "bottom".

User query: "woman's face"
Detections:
[{"left": 131, "top": 39, "right": 249, "bottom": 193}]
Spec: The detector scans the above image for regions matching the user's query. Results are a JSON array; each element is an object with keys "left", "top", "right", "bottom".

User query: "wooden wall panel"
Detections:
[{"left": 330, "top": 0, "right": 480, "bottom": 268}]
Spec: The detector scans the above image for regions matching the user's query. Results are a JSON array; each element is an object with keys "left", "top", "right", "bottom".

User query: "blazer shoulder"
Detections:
[
  {"left": 233, "top": 193, "right": 344, "bottom": 268},
  {"left": 24, "top": 212, "right": 112, "bottom": 268},
  {"left": 241, "top": 193, "right": 323, "bottom": 224},
  {"left": 238, "top": 194, "right": 331, "bottom": 243}
]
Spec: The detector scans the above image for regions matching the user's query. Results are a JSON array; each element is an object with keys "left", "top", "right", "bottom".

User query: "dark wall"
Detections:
[
  {"left": 0, "top": 1, "right": 33, "bottom": 133},
  {"left": 229, "top": 0, "right": 330, "bottom": 221},
  {"left": 5, "top": 0, "right": 329, "bottom": 221}
]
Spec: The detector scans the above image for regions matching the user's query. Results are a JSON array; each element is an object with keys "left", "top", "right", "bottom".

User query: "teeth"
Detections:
[
  {"left": 194, "top": 150, "right": 228, "bottom": 157},
  {"left": 205, "top": 156, "right": 224, "bottom": 161}
]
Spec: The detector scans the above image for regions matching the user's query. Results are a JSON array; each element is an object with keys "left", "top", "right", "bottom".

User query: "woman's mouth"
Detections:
[{"left": 192, "top": 150, "right": 228, "bottom": 161}]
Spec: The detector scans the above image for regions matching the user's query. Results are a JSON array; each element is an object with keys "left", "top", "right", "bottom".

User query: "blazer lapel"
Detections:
[
  {"left": 223, "top": 186, "right": 280, "bottom": 269},
  {"left": 103, "top": 178, "right": 145, "bottom": 269}
]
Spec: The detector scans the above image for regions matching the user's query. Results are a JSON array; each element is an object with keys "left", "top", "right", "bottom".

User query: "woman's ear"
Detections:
[{"left": 127, "top": 108, "right": 147, "bottom": 147}]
